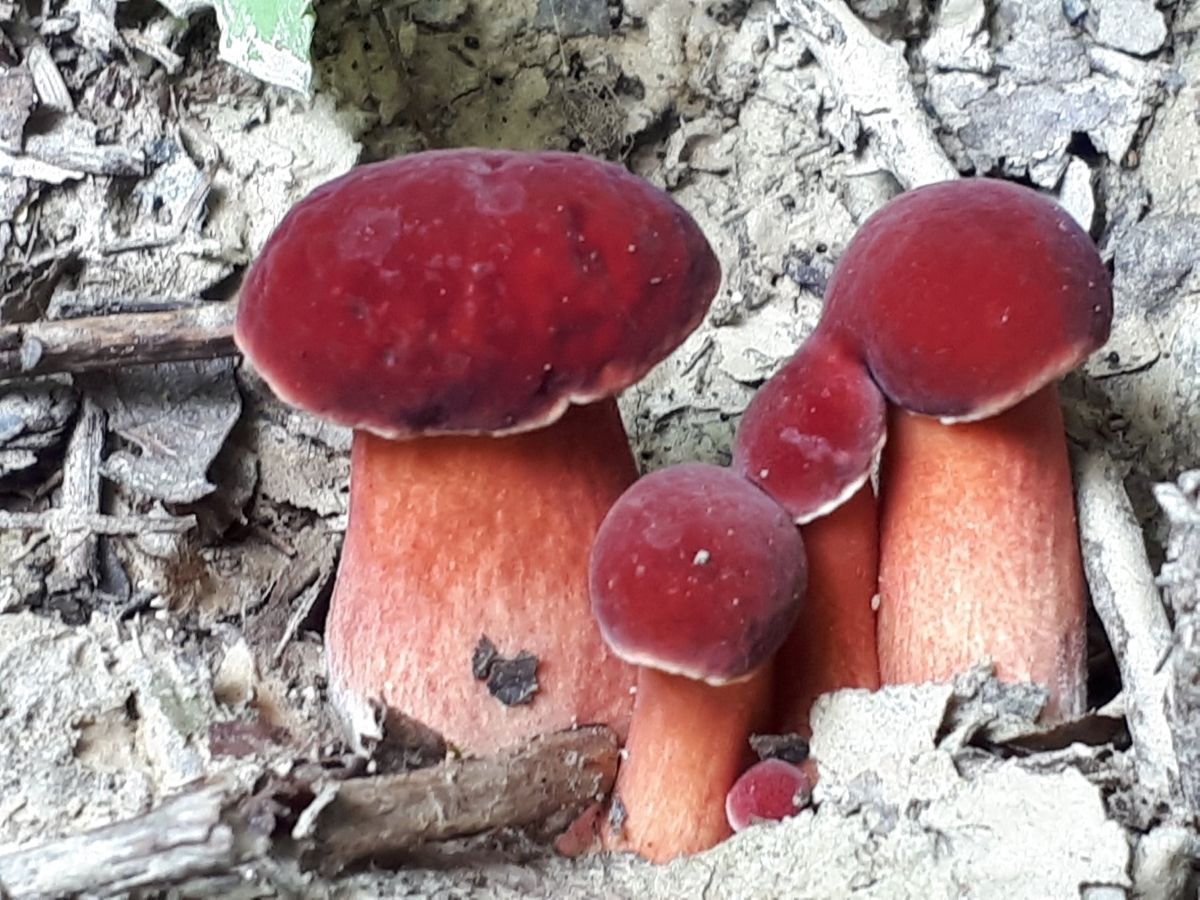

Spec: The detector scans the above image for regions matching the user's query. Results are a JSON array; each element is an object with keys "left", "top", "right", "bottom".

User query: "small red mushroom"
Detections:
[
  {"left": 236, "top": 149, "right": 721, "bottom": 753},
  {"left": 589, "top": 463, "right": 807, "bottom": 862},
  {"left": 725, "top": 758, "right": 814, "bottom": 832},
  {"left": 733, "top": 334, "right": 885, "bottom": 525},
  {"left": 820, "top": 179, "right": 1112, "bottom": 719},
  {"left": 733, "top": 333, "right": 883, "bottom": 733}
]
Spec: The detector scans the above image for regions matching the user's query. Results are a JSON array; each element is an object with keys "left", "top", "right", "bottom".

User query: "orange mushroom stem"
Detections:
[
  {"left": 878, "top": 386, "right": 1087, "bottom": 718},
  {"left": 328, "top": 401, "right": 640, "bottom": 752}
]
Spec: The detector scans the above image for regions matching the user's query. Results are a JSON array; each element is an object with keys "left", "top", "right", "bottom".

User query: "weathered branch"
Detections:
[
  {"left": 0, "top": 304, "right": 238, "bottom": 380},
  {"left": 0, "top": 509, "right": 197, "bottom": 535},
  {"left": 776, "top": 0, "right": 959, "bottom": 188},
  {"left": 46, "top": 396, "right": 105, "bottom": 595},
  {"left": 1155, "top": 471, "right": 1200, "bottom": 822},
  {"left": 1075, "top": 450, "right": 1177, "bottom": 800},
  {"left": 0, "top": 727, "right": 619, "bottom": 898},
  {"left": 0, "top": 782, "right": 265, "bottom": 899},
  {"left": 311, "top": 726, "right": 619, "bottom": 873}
]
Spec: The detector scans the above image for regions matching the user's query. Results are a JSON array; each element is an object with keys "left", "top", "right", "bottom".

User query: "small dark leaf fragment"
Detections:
[
  {"left": 749, "top": 732, "right": 810, "bottom": 764},
  {"left": 373, "top": 707, "right": 448, "bottom": 773},
  {"left": 487, "top": 653, "right": 539, "bottom": 706},
  {"left": 472, "top": 634, "right": 499, "bottom": 680},
  {"left": 472, "top": 634, "right": 540, "bottom": 707}
]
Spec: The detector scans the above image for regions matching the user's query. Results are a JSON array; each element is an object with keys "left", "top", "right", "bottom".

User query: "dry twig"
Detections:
[
  {"left": 1155, "top": 471, "right": 1200, "bottom": 821},
  {"left": 1076, "top": 451, "right": 1178, "bottom": 800},
  {"left": 0, "top": 510, "right": 196, "bottom": 536},
  {"left": 0, "top": 727, "right": 619, "bottom": 898},
  {"left": 311, "top": 725, "right": 618, "bottom": 873},
  {"left": 45, "top": 396, "right": 105, "bottom": 595},
  {"left": 0, "top": 304, "right": 237, "bottom": 380},
  {"left": 0, "top": 783, "right": 263, "bottom": 900},
  {"left": 1076, "top": 451, "right": 1177, "bottom": 800}
]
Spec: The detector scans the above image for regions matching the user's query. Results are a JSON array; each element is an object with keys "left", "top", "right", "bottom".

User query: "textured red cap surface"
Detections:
[
  {"left": 725, "top": 758, "right": 813, "bottom": 832},
  {"left": 733, "top": 334, "right": 885, "bottom": 523},
  {"left": 235, "top": 149, "right": 720, "bottom": 437},
  {"left": 821, "top": 179, "right": 1112, "bottom": 421},
  {"left": 589, "top": 463, "right": 807, "bottom": 684}
]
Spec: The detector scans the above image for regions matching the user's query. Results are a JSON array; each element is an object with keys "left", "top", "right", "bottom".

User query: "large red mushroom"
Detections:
[
  {"left": 236, "top": 149, "right": 721, "bottom": 753},
  {"left": 590, "top": 462, "right": 807, "bottom": 862},
  {"left": 820, "top": 179, "right": 1112, "bottom": 719}
]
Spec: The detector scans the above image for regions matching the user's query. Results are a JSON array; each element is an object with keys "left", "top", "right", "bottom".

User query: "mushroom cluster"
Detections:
[
  {"left": 585, "top": 178, "right": 1112, "bottom": 862},
  {"left": 742, "top": 179, "right": 1110, "bottom": 722},
  {"left": 240, "top": 159, "right": 1112, "bottom": 868}
]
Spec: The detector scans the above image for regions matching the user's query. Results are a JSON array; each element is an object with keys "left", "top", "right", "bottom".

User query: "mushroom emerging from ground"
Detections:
[
  {"left": 589, "top": 462, "right": 807, "bottom": 862},
  {"left": 820, "top": 179, "right": 1112, "bottom": 719},
  {"left": 732, "top": 333, "right": 884, "bottom": 732},
  {"left": 725, "top": 758, "right": 814, "bottom": 832},
  {"left": 236, "top": 149, "right": 721, "bottom": 753}
]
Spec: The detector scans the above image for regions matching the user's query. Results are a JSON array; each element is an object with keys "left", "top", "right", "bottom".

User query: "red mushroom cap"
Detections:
[
  {"left": 589, "top": 463, "right": 807, "bottom": 685},
  {"left": 820, "top": 179, "right": 1112, "bottom": 421},
  {"left": 725, "top": 758, "right": 814, "bottom": 832},
  {"left": 235, "top": 149, "right": 721, "bottom": 437},
  {"left": 732, "top": 334, "right": 885, "bottom": 523}
]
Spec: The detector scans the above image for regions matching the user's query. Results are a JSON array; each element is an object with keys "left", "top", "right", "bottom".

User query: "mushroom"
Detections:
[
  {"left": 236, "top": 149, "right": 721, "bottom": 753},
  {"left": 589, "top": 462, "right": 807, "bottom": 862},
  {"left": 725, "top": 758, "right": 814, "bottom": 832},
  {"left": 819, "top": 179, "right": 1112, "bottom": 718},
  {"left": 732, "top": 333, "right": 884, "bottom": 732}
]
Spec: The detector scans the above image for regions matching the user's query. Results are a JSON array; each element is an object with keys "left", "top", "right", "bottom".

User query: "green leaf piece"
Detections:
[{"left": 158, "top": 0, "right": 314, "bottom": 94}]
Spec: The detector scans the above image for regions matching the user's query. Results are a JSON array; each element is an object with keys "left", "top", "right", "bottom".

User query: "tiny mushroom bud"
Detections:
[
  {"left": 236, "top": 149, "right": 720, "bottom": 754},
  {"left": 590, "top": 462, "right": 807, "bottom": 862},
  {"left": 820, "top": 179, "right": 1112, "bottom": 719},
  {"left": 733, "top": 334, "right": 884, "bottom": 734},
  {"left": 725, "top": 758, "right": 814, "bottom": 832}
]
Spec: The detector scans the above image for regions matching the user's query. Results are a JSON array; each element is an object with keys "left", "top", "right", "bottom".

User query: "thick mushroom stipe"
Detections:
[
  {"left": 878, "top": 387, "right": 1087, "bottom": 719},
  {"left": 770, "top": 484, "right": 881, "bottom": 734},
  {"left": 725, "top": 758, "right": 814, "bottom": 832},
  {"left": 820, "top": 179, "right": 1110, "bottom": 719},
  {"left": 590, "top": 463, "right": 807, "bottom": 861},
  {"left": 328, "top": 400, "right": 640, "bottom": 753},
  {"left": 612, "top": 668, "right": 772, "bottom": 861}
]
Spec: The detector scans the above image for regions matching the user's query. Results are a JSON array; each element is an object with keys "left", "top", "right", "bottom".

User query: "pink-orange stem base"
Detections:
[
  {"left": 877, "top": 386, "right": 1087, "bottom": 720},
  {"left": 772, "top": 484, "right": 881, "bottom": 735},
  {"left": 605, "top": 666, "right": 771, "bottom": 863}
]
